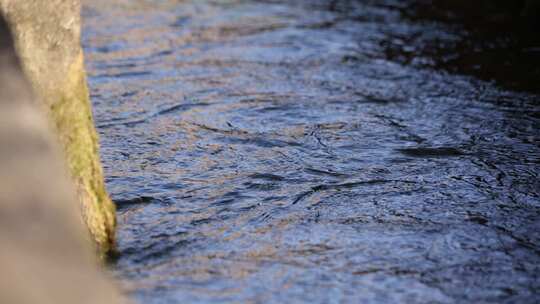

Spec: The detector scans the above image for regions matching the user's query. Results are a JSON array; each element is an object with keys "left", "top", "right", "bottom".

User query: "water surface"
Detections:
[{"left": 82, "top": 1, "right": 540, "bottom": 302}]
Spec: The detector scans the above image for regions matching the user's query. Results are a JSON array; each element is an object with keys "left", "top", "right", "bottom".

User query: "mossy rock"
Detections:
[
  {"left": 0, "top": 0, "right": 116, "bottom": 257},
  {"left": 0, "top": 12, "right": 126, "bottom": 304}
]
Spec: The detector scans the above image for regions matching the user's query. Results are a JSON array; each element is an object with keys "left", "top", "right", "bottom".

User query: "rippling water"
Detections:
[{"left": 82, "top": 0, "right": 540, "bottom": 302}]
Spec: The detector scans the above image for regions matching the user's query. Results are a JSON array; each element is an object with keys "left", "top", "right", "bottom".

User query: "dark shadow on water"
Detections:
[{"left": 387, "top": 0, "right": 540, "bottom": 94}]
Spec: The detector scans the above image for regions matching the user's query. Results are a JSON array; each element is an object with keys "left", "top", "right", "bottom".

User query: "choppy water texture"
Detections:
[{"left": 82, "top": 0, "right": 540, "bottom": 303}]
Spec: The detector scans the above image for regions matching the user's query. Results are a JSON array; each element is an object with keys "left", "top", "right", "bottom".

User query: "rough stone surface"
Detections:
[
  {"left": 0, "top": 0, "right": 116, "bottom": 256},
  {"left": 0, "top": 13, "right": 125, "bottom": 304}
]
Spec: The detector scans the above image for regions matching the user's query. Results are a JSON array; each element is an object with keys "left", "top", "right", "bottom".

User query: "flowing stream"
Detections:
[{"left": 82, "top": 1, "right": 539, "bottom": 302}]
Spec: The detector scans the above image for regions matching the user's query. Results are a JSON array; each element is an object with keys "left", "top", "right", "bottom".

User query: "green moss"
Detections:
[{"left": 49, "top": 53, "right": 116, "bottom": 258}]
